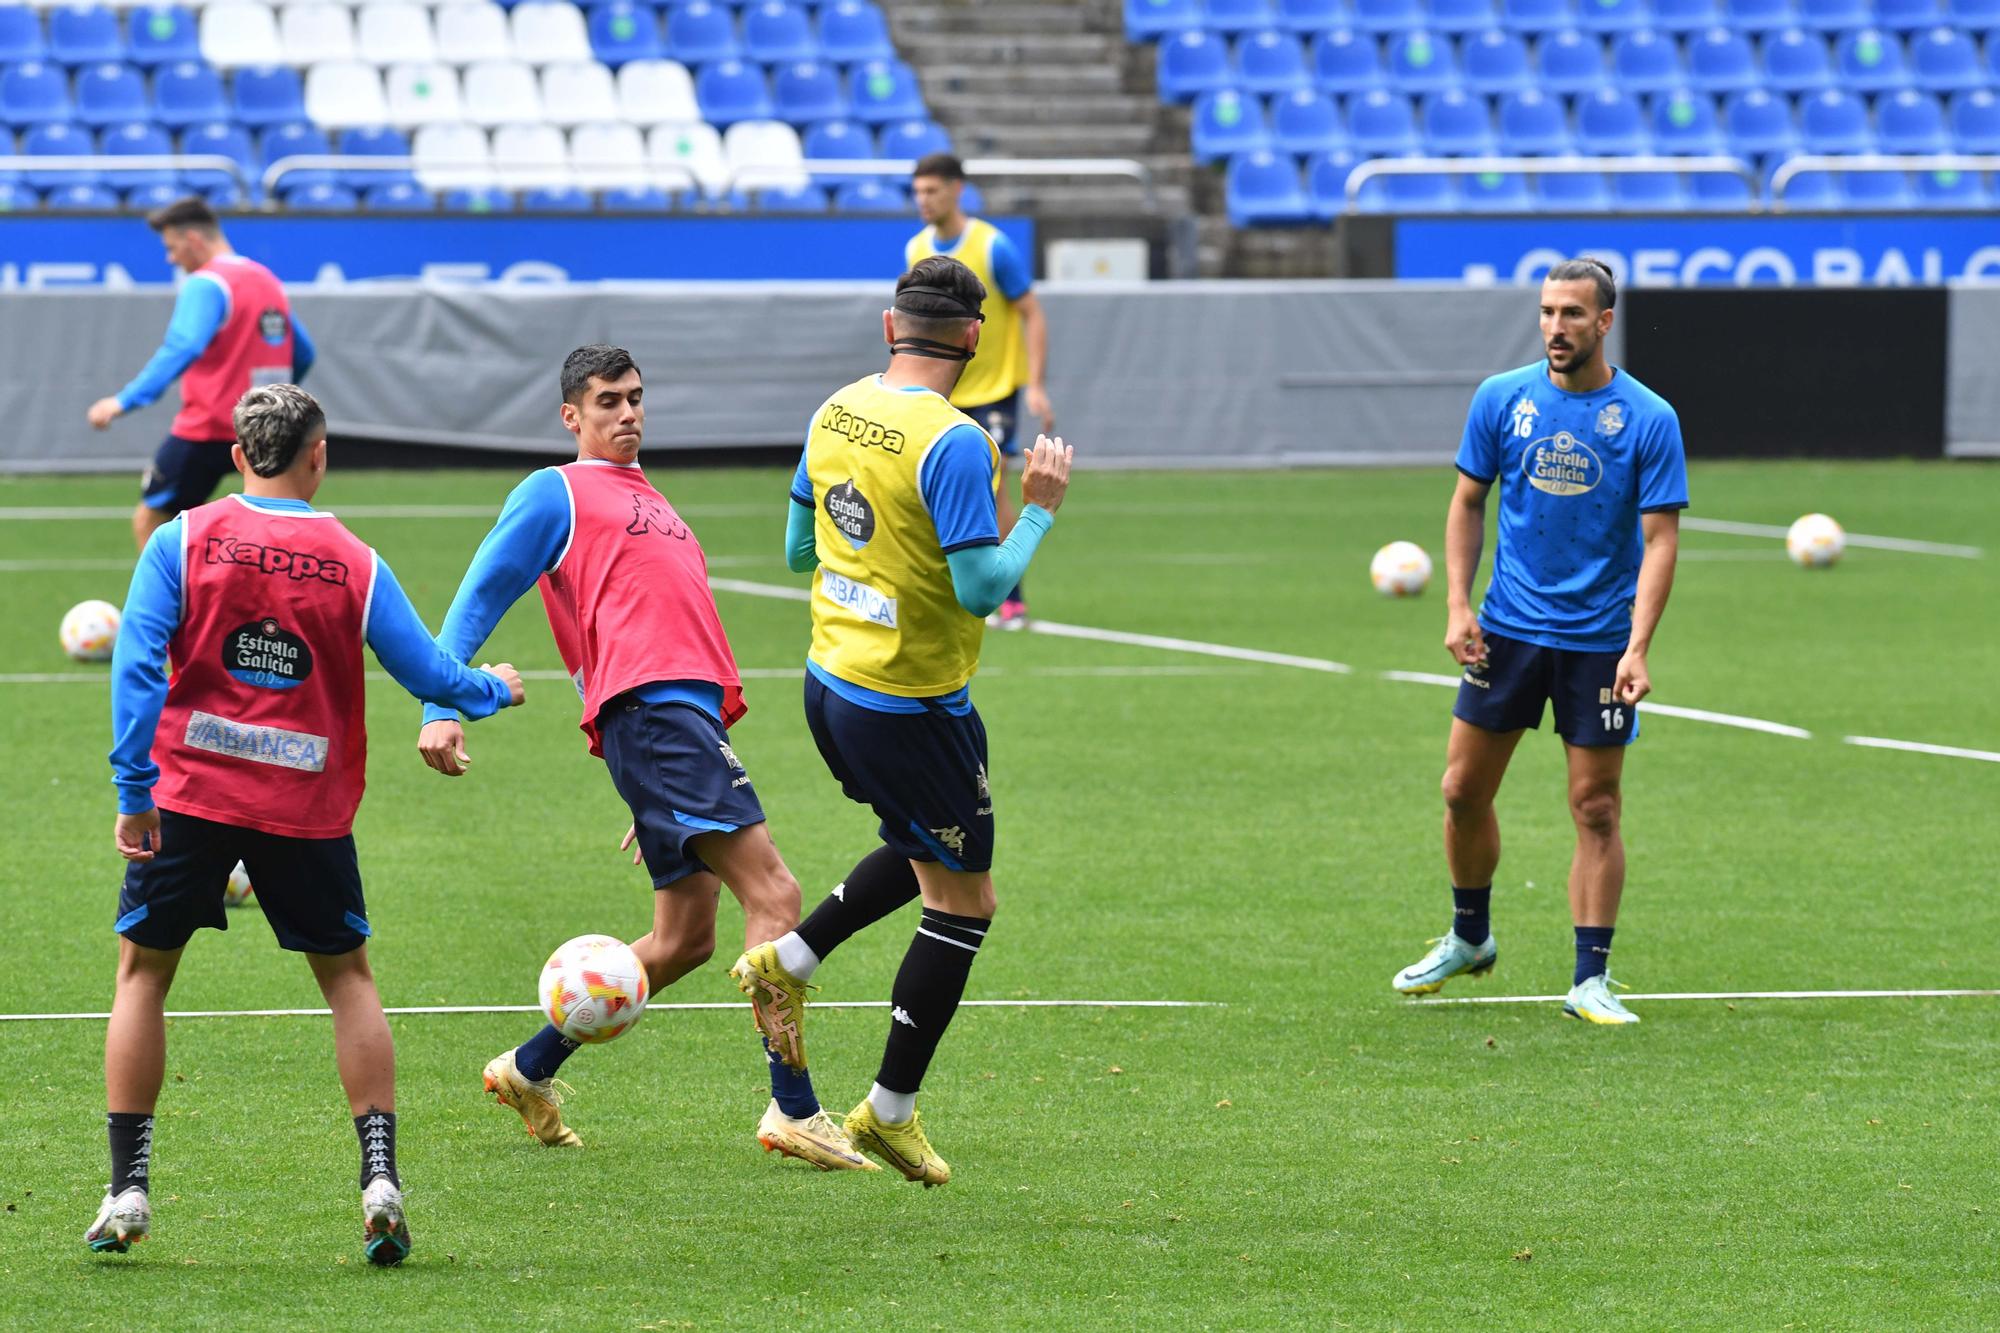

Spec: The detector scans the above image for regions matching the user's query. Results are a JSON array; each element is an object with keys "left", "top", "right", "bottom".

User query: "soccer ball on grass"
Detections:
[
  {"left": 1370, "top": 541, "right": 1433, "bottom": 597},
  {"left": 1786, "top": 513, "right": 1845, "bottom": 568},
  {"left": 60, "top": 599, "right": 122, "bottom": 661},
  {"left": 539, "top": 934, "right": 650, "bottom": 1044}
]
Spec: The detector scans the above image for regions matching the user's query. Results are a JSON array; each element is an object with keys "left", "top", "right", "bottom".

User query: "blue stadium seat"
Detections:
[
  {"left": 77, "top": 63, "right": 149, "bottom": 128},
  {"left": 744, "top": 2, "right": 817, "bottom": 63},
  {"left": 1225, "top": 148, "right": 1311, "bottom": 223},
  {"left": 1463, "top": 30, "right": 1532, "bottom": 93},
  {"left": 1877, "top": 87, "right": 1948, "bottom": 148},
  {"left": 522, "top": 185, "right": 593, "bottom": 211},
  {"left": 1501, "top": 0, "right": 1573, "bottom": 35},
  {"left": 261, "top": 122, "right": 334, "bottom": 195},
  {"left": 1611, "top": 169, "right": 1687, "bottom": 208},
  {"left": 48, "top": 181, "right": 121, "bottom": 209},
  {"left": 443, "top": 187, "right": 516, "bottom": 212},
  {"left": 1270, "top": 88, "right": 1345, "bottom": 152},
  {"left": 1192, "top": 89, "right": 1271, "bottom": 160},
  {"left": 1207, "top": 0, "right": 1279, "bottom": 33},
  {"left": 1421, "top": 88, "right": 1493, "bottom": 151},
  {"left": 1126, "top": 0, "right": 1206, "bottom": 37},
  {"left": 1912, "top": 165, "right": 1990, "bottom": 206},
  {"left": 818, "top": 2, "right": 894, "bottom": 63},
  {"left": 129, "top": 7, "right": 201, "bottom": 68},
  {"left": 1428, "top": 0, "right": 1500, "bottom": 35},
  {"left": 1837, "top": 168, "right": 1911, "bottom": 205},
  {"left": 2, "top": 63, "right": 73, "bottom": 127},
  {"left": 1687, "top": 27, "right": 1759, "bottom": 91},
  {"left": 1909, "top": 26, "right": 1981, "bottom": 92},
  {"left": 287, "top": 181, "right": 362, "bottom": 210},
  {"left": 181, "top": 121, "right": 254, "bottom": 192},
  {"left": 1387, "top": 30, "right": 1459, "bottom": 91},
  {"left": 590, "top": 3, "right": 664, "bottom": 66},
  {"left": 773, "top": 60, "right": 847, "bottom": 123},
  {"left": 1798, "top": 0, "right": 1869, "bottom": 28},
  {"left": 802, "top": 118, "right": 872, "bottom": 183},
  {"left": 666, "top": 1, "right": 742, "bottom": 64},
  {"left": 0, "top": 177, "right": 27, "bottom": 211},
  {"left": 1611, "top": 30, "right": 1684, "bottom": 93},
  {"left": 848, "top": 60, "right": 925, "bottom": 122},
  {"left": 1576, "top": 86, "right": 1648, "bottom": 151},
  {"left": 1305, "top": 146, "right": 1361, "bottom": 215},
  {"left": 234, "top": 65, "right": 307, "bottom": 129},
  {"left": 959, "top": 179, "right": 985, "bottom": 212},
  {"left": 24, "top": 123, "right": 96, "bottom": 189},
  {"left": 50, "top": 7, "right": 126, "bottom": 66},
  {"left": 1652, "top": 88, "right": 1723, "bottom": 150},
  {"left": 1499, "top": 88, "right": 1572, "bottom": 151},
  {"left": 1800, "top": 87, "right": 1872, "bottom": 150},
  {"left": 1650, "top": 0, "right": 1722, "bottom": 28},
  {"left": 102, "top": 121, "right": 175, "bottom": 189},
  {"left": 1871, "top": 0, "right": 1940, "bottom": 29},
  {"left": 1722, "top": 0, "right": 1796, "bottom": 30},
  {"left": 1688, "top": 165, "right": 1755, "bottom": 204},
  {"left": 1761, "top": 26, "right": 1833, "bottom": 91},
  {"left": 1277, "top": 0, "right": 1350, "bottom": 30},
  {"left": 1460, "top": 168, "right": 1532, "bottom": 208},
  {"left": 1773, "top": 157, "right": 1840, "bottom": 206},
  {"left": 1575, "top": 0, "right": 1650, "bottom": 32},
  {"left": 1949, "top": 88, "right": 2000, "bottom": 150},
  {"left": 1238, "top": 30, "right": 1312, "bottom": 94},
  {"left": 832, "top": 178, "right": 909, "bottom": 211},
  {"left": 878, "top": 117, "right": 949, "bottom": 158},
  {"left": 1354, "top": 159, "right": 1457, "bottom": 210},
  {"left": 699, "top": 59, "right": 776, "bottom": 124},
  {"left": 202, "top": 182, "right": 246, "bottom": 210},
  {"left": 0, "top": 8, "right": 47, "bottom": 65},
  {"left": 1835, "top": 28, "right": 1909, "bottom": 91},
  {"left": 1723, "top": 87, "right": 1796, "bottom": 155},
  {"left": 338, "top": 126, "right": 415, "bottom": 190},
  {"left": 1312, "top": 28, "right": 1386, "bottom": 93},
  {"left": 1538, "top": 30, "right": 1608, "bottom": 94},
  {"left": 1945, "top": 0, "right": 2000, "bottom": 29},
  {"left": 126, "top": 181, "right": 183, "bottom": 209},
  {"left": 1156, "top": 30, "right": 1233, "bottom": 100},
  {"left": 1353, "top": 0, "right": 1426, "bottom": 31},
  {"left": 1347, "top": 87, "right": 1420, "bottom": 151},
  {"left": 363, "top": 181, "right": 434, "bottom": 210},
  {"left": 602, "top": 184, "right": 677, "bottom": 210},
  {"left": 755, "top": 182, "right": 828, "bottom": 210},
  {"left": 153, "top": 61, "right": 227, "bottom": 127},
  {"left": 1536, "top": 167, "right": 1612, "bottom": 206}
]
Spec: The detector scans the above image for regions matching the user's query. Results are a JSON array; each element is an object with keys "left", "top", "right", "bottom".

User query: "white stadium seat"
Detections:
[
  {"left": 647, "top": 121, "right": 726, "bottom": 197},
  {"left": 200, "top": 4, "right": 283, "bottom": 68},
  {"left": 492, "top": 122, "right": 570, "bottom": 189},
  {"left": 305, "top": 60, "right": 389, "bottom": 127},
  {"left": 723, "top": 119, "right": 806, "bottom": 192},
  {"left": 385, "top": 62, "right": 463, "bottom": 125},
  {"left": 509, "top": 1, "right": 591, "bottom": 64},
  {"left": 616, "top": 60, "right": 697, "bottom": 126},
  {"left": 569, "top": 121, "right": 647, "bottom": 189},
  {"left": 540, "top": 61, "right": 617, "bottom": 128},
  {"left": 279, "top": 4, "right": 355, "bottom": 64},
  {"left": 356, "top": 2, "right": 436, "bottom": 66},
  {"left": 411, "top": 122, "right": 492, "bottom": 190},
  {"left": 434, "top": 2, "right": 512, "bottom": 65},
  {"left": 462, "top": 59, "right": 543, "bottom": 127}
]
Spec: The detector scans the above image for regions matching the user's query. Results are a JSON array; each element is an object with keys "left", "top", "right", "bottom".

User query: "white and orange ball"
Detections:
[
  {"left": 1786, "top": 513, "right": 1845, "bottom": 568},
  {"left": 1370, "top": 541, "right": 1433, "bottom": 597},
  {"left": 60, "top": 599, "right": 121, "bottom": 661},
  {"left": 224, "top": 861, "right": 255, "bottom": 908},
  {"left": 539, "top": 934, "right": 650, "bottom": 1044}
]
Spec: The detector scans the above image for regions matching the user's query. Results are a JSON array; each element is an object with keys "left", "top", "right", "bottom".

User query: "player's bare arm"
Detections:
[
  {"left": 1443, "top": 471, "right": 1491, "bottom": 666},
  {"left": 1616, "top": 510, "right": 1680, "bottom": 706},
  {"left": 1017, "top": 291, "right": 1054, "bottom": 432},
  {"left": 1020, "top": 434, "right": 1072, "bottom": 511}
]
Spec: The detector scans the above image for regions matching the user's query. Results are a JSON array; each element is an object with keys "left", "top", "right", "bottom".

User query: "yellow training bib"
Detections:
[{"left": 905, "top": 217, "right": 1026, "bottom": 410}]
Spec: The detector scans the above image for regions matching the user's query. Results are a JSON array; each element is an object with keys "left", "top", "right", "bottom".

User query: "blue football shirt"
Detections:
[{"left": 1455, "top": 362, "right": 1690, "bottom": 653}]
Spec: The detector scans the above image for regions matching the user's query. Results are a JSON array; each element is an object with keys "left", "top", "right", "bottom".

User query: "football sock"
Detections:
[
  {"left": 355, "top": 1110, "right": 399, "bottom": 1189},
  {"left": 106, "top": 1111, "right": 153, "bottom": 1196},
  {"left": 765, "top": 1038, "right": 820, "bottom": 1119},
  {"left": 1006, "top": 581, "right": 1024, "bottom": 605},
  {"left": 1574, "top": 926, "right": 1615, "bottom": 985},
  {"left": 773, "top": 931, "right": 820, "bottom": 983},
  {"left": 514, "top": 1024, "right": 579, "bottom": 1083},
  {"left": 868, "top": 1082, "right": 915, "bottom": 1126},
  {"left": 794, "top": 845, "right": 920, "bottom": 962},
  {"left": 875, "top": 908, "right": 989, "bottom": 1103},
  {"left": 1451, "top": 885, "right": 1492, "bottom": 945}
]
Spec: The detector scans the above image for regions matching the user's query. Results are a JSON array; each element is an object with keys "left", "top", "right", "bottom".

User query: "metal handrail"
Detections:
[
  {"left": 259, "top": 155, "right": 700, "bottom": 199},
  {"left": 1, "top": 155, "right": 250, "bottom": 191},
  {"left": 1768, "top": 153, "right": 2000, "bottom": 207},
  {"left": 1342, "top": 154, "right": 1762, "bottom": 213}
]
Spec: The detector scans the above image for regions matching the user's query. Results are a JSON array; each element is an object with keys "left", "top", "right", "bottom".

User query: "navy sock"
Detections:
[
  {"left": 106, "top": 1111, "right": 153, "bottom": 1196},
  {"left": 355, "top": 1109, "right": 399, "bottom": 1189},
  {"left": 1451, "top": 885, "right": 1491, "bottom": 945},
  {"left": 1006, "top": 582, "right": 1024, "bottom": 604},
  {"left": 514, "top": 1024, "right": 579, "bottom": 1082},
  {"left": 1574, "top": 926, "right": 1615, "bottom": 985},
  {"left": 765, "top": 1038, "right": 820, "bottom": 1119}
]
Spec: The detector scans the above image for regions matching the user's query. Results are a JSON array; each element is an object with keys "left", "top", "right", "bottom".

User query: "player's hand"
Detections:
[
  {"left": 1020, "top": 434, "right": 1073, "bottom": 513},
  {"left": 87, "top": 397, "right": 124, "bottom": 430},
  {"left": 1614, "top": 649, "right": 1651, "bottom": 706},
  {"left": 481, "top": 662, "right": 525, "bottom": 707},
  {"left": 620, "top": 823, "right": 643, "bottom": 867},
  {"left": 1026, "top": 384, "right": 1055, "bottom": 434},
  {"left": 418, "top": 719, "right": 470, "bottom": 776},
  {"left": 115, "top": 809, "right": 161, "bottom": 862},
  {"left": 1445, "top": 607, "right": 1487, "bottom": 667}
]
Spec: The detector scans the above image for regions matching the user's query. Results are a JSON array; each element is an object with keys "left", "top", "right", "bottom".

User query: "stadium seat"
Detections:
[
  {"left": 1949, "top": 87, "right": 2000, "bottom": 150},
  {"left": 1498, "top": 87, "right": 1573, "bottom": 151},
  {"left": 1761, "top": 26, "right": 1834, "bottom": 92},
  {"left": 1277, "top": 0, "right": 1349, "bottom": 29},
  {"left": 202, "top": 182, "right": 247, "bottom": 210},
  {"left": 1312, "top": 29, "right": 1387, "bottom": 94},
  {"left": 1800, "top": 87, "right": 1872, "bottom": 150},
  {"left": 1687, "top": 165, "right": 1755, "bottom": 205},
  {"left": 1837, "top": 167, "right": 1911, "bottom": 205},
  {"left": 542, "top": 62, "right": 620, "bottom": 128},
  {"left": 1501, "top": 0, "right": 1574, "bottom": 35},
  {"left": 0, "top": 8, "right": 47, "bottom": 66},
  {"left": 1768, "top": 155, "right": 1838, "bottom": 206},
  {"left": 363, "top": 180, "right": 435, "bottom": 210},
  {"left": 281, "top": 5, "right": 357, "bottom": 66},
  {"left": 878, "top": 117, "right": 950, "bottom": 159},
  {"left": 181, "top": 120, "right": 254, "bottom": 192},
  {"left": 1431, "top": 0, "right": 1500, "bottom": 32},
  {"left": 1208, "top": 0, "right": 1279, "bottom": 33},
  {"left": 618, "top": 60, "right": 699, "bottom": 124},
  {"left": 338, "top": 125, "right": 416, "bottom": 190},
  {"left": 1192, "top": 89, "right": 1271, "bottom": 160},
  {"left": 305, "top": 62, "right": 390, "bottom": 129},
  {"left": 1238, "top": 30, "right": 1312, "bottom": 94},
  {"left": 724, "top": 117, "right": 808, "bottom": 192},
  {"left": 493, "top": 123, "right": 570, "bottom": 188},
  {"left": 76, "top": 63, "right": 148, "bottom": 129},
  {"left": 1798, "top": 0, "right": 1869, "bottom": 28},
  {"left": 1722, "top": 0, "right": 1797, "bottom": 30},
  {"left": 465, "top": 60, "right": 544, "bottom": 127},
  {"left": 260, "top": 122, "right": 334, "bottom": 194},
  {"left": 1459, "top": 168, "right": 1532, "bottom": 209},
  {"left": 1352, "top": 0, "right": 1426, "bottom": 32},
  {"left": 1348, "top": 87, "right": 1421, "bottom": 152},
  {"left": 801, "top": 118, "right": 873, "bottom": 183},
  {"left": 1723, "top": 87, "right": 1797, "bottom": 155},
  {"left": 1835, "top": 28, "right": 1910, "bottom": 91},
  {"left": 848, "top": 59, "right": 924, "bottom": 123},
  {"left": 666, "top": 1, "right": 742, "bottom": 64},
  {"left": 1877, "top": 87, "right": 1948, "bottom": 149},
  {"left": 697, "top": 59, "right": 774, "bottom": 124},
  {"left": 1535, "top": 166, "right": 1612, "bottom": 206},
  {"left": 1225, "top": 148, "right": 1311, "bottom": 223},
  {"left": 1269, "top": 88, "right": 1344, "bottom": 152},
  {"left": 1538, "top": 30, "right": 1608, "bottom": 94},
  {"left": 50, "top": 7, "right": 125, "bottom": 67},
  {"left": 1650, "top": 0, "right": 1722, "bottom": 28},
  {"left": 1387, "top": 31, "right": 1460, "bottom": 92},
  {"left": 23, "top": 123, "right": 95, "bottom": 190},
  {"left": 442, "top": 186, "right": 514, "bottom": 212},
  {"left": 1463, "top": 29, "right": 1534, "bottom": 93},
  {"left": 832, "top": 177, "right": 909, "bottom": 211},
  {"left": 2, "top": 63, "right": 72, "bottom": 127},
  {"left": 602, "top": 183, "right": 676, "bottom": 210},
  {"left": 1126, "top": 0, "right": 1205, "bottom": 37},
  {"left": 1576, "top": 86, "right": 1648, "bottom": 151},
  {"left": 126, "top": 181, "right": 183, "bottom": 209},
  {"left": 1575, "top": 0, "right": 1651, "bottom": 32},
  {"left": 744, "top": 2, "right": 817, "bottom": 63},
  {"left": 1872, "top": 0, "right": 1940, "bottom": 29},
  {"left": 201, "top": 4, "right": 283, "bottom": 69},
  {"left": 48, "top": 181, "right": 121, "bottom": 210},
  {"left": 570, "top": 120, "right": 646, "bottom": 188},
  {"left": 819, "top": 2, "right": 895, "bottom": 64},
  {"left": 129, "top": 7, "right": 201, "bottom": 69},
  {"left": 589, "top": 3, "right": 664, "bottom": 67},
  {"left": 1354, "top": 159, "right": 1457, "bottom": 210},
  {"left": 1421, "top": 87, "right": 1494, "bottom": 152},
  {"left": 1652, "top": 88, "right": 1724, "bottom": 151},
  {"left": 1305, "top": 146, "right": 1360, "bottom": 215},
  {"left": 755, "top": 182, "right": 828, "bottom": 210},
  {"left": 1911, "top": 165, "right": 1990, "bottom": 205},
  {"left": 287, "top": 181, "right": 361, "bottom": 209},
  {"left": 1687, "top": 27, "right": 1759, "bottom": 91},
  {"left": 386, "top": 63, "right": 465, "bottom": 125},
  {"left": 1611, "top": 30, "right": 1684, "bottom": 93},
  {"left": 102, "top": 121, "right": 176, "bottom": 190},
  {"left": 436, "top": 3, "right": 513, "bottom": 64},
  {"left": 512, "top": 3, "right": 591, "bottom": 62},
  {"left": 522, "top": 185, "right": 593, "bottom": 212},
  {"left": 1611, "top": 168, "right": 1687, "bottom": 208},
  {"left": 1909, "top": 26, "right": 1981, "bottom": 92},
  {"left": 773, "top": 60, "right": 850, "bottom": 124},
  {"left": 1945, "top": 0, "right": 2000, "bottom": 29},
  {"left": 1156, "top": 30, "right": 1233, "bottom": 100},
  {"left": 413, "top": 122, "right": 494, "bottom": 189},
  {"left": 648, "top": 121, "right": 729, "bottom": 195},
  {"left": 233, "top": 66, "right": 307, "bottom": 129}
]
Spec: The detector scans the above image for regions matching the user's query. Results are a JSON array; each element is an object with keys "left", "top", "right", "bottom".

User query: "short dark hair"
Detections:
[
  {"left": 146, "top": 196, "right": 220, "bottom": 235},
  {"left": 561, "top": 345, "right": 641, "bottom": 405},
  {"left": 233, "top": 384, "right": 325, "bottom": 477},
  {"left": 1545, "top": 256, "right": 1617, "bottom": 311},
  {"left": 911, "top": 152, "right": 964, "bottom": 183},
  {"left": 895, "top": 255, "right": 987, "bottom": 321}
]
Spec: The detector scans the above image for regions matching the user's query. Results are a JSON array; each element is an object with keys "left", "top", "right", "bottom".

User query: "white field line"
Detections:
[
  {"left": 1843, "top": 736, "right": 2000, "bottom": 764},
  {"left": 0, "top": 999, "right": 1222, "bottom": 1023},
  {"left": 1415, "top": 989, "right": 2000, "bottom": 1005},
  {"left": 1681, "top": 517, "right": 1983, "bottom": 559}
]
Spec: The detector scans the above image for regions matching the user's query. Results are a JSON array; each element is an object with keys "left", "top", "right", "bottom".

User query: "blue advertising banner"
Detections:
[
  {"left": 1395, "top": 217, "right": 2000, "bottom": 287},
  {"left": 0, "top": 215, "right": 1035, "bottom": 287}
]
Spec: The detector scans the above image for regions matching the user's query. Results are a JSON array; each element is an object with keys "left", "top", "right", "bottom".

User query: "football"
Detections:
[
  {"left": 224, "top": 861, "right": 255, "bottom": 908},
  {"left": 1786, "top": 513, "right": 1845, "bottom": 568},
  {"left": 1370, "top": 541, "right": 1433, "bottom": 597},
  {"left": 538, "top": 934, "right": 650, "bottom": 1044},
  {"left": 60, "top": 599, "right": 122, "bottom": 662}
]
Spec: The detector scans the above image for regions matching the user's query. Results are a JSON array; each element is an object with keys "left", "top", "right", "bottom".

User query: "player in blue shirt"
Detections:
[{"left": 1392, "top": 259, "right": 1688, "bottom": 1025}]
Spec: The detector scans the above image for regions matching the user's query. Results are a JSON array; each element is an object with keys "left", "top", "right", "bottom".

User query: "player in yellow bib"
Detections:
[
  {"left": 729, "top": 255, "right": 1073, "bottom": 1185},
  {"left": 905, "top": 153, "right": 1054, "bottom": 630}
]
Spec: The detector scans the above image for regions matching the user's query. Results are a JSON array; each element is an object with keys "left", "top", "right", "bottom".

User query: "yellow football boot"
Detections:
[
  {"left": 729, "top": 942, "right": 811, "bottom": 1071},
  {"left": 756, "top": 1100, "right": 880, "bottom": 1172},
  {"left": 844, "top": 1098, "right": 950, "bottom": 1187},
  {"left": 482, "top": 1049, "right": 582, "bottom": 1147}
]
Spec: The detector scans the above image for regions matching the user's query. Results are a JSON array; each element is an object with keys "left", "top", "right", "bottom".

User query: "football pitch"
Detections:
[{"left": 1, "top": 460, "right": 1994, "bottom": 1330}]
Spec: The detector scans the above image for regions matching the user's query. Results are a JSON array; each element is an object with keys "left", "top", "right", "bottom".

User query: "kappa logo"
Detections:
[
  {"left": 831, "top": 881, "right": 846, "bottom": 901},
  {"left": 1599, "top": 687, "right": 1615, "bottom": 705},
  {"left": 203, "top": 536, "right": 350, "bottom": 584},
  {"left": 1508, "top": 396, "right": 1540, "bottom": 440},
  {"left": 891, "top": 1006, "right": 918, "bottom": 1029},
  {"left": 717, "top": 739, "right": 744, "bottom": 771},
  {"left": 626, "top": 494, "right": 690, "bottom": 540},
  {"left": 929, "top": 826, "right": 967, "bottom": 855},
  {"left": 819, "top": 402, "right": 907, "bottom": 454}
]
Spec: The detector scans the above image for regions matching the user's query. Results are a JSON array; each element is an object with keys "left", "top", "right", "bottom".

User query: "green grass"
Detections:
[{"left": 1, "top": 461, "right": 1996, "bottom": 1330}]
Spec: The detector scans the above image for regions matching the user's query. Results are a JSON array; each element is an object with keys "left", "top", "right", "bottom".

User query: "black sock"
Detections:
[
  {"left": 794, "top": 844, "right": 920, "bottom": 962},
  {"left": 1451, "top": 885, "right": 1492, "bottom": 945},
  {"left": 876, "top": 908, "right": 989, "bottom": 1096},
  {"left": 1574, "top": 926, "right": 1615, "bottom": 985},
  {"left": 356, "top": 1110, "right": 399, "bottom": 1189},
  {"left": 1006, "top": 581, "right": 1024, "bottom": 604},
  {"left": 107, "top": 1112, "right": 153, "bottom": 1196}
]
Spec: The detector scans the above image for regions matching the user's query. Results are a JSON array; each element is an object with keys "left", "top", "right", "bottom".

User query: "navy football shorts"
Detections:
[
  {"left": 140, "top": 435, "right": 236, "bottom": 513},
  {"left": 116, "top": 808, "right": 371, "bottom": 954},
  {"left": 804, "top": 672, "right": 994, "bottom": 873},
  {"left": 964, "top": 391, "right": 1023, "bottom": 458},
  {"left": 598, "top": 695, "right": 767, "bottom": 889},
  {"left": 1452, "top": 628, "right": 1640, "bottom": 748}
]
